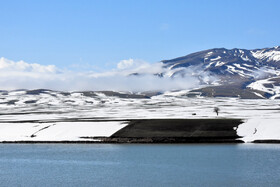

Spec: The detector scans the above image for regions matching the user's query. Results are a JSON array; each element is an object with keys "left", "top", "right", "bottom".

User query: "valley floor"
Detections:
[{"left": 0, "top": 91, "right": 280, "bottom": 143}]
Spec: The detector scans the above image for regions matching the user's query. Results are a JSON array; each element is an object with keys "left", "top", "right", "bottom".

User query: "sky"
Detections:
[
  {"left": 1, "top": 0, "right": 280, "bottom": 71},
  {"left": 0, "top": 0, "right": 280, "bottom": 91}
]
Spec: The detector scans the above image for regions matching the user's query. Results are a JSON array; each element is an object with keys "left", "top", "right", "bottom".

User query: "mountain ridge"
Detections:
[{"left": 156, "top": 46, "right": 280, "bottom": 99}]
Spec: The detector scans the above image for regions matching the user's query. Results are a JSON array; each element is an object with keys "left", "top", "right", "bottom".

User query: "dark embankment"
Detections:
[
  {"left": 253, "top": 140, "right": 280, "bottom": 144},
  {"left": 100, "top": 119, "right": 244, "bottom": 143}
]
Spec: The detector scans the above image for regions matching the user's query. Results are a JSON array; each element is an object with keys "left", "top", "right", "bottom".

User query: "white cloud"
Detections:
[
  {"left": 117, "top": 59, "right": 137, "bottom": 69},
  {"left": 0, "top": 57, "right": 57, "bottom": 73},
  {"left": 117, "top": 59, "right": 165, "bottom": 75},
  {"left": 0, "top": 57, "right": 200, "bottom": 92}
]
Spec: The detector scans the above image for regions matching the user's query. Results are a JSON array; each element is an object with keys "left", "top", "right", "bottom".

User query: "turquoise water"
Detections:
[{"left": 0, "top": 144, "right": 280, "bottom": 186}]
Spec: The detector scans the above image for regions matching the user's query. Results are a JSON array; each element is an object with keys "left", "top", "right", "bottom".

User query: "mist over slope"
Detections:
[{"left": 0, "top": 57, "right": 198, "bottom": 92}]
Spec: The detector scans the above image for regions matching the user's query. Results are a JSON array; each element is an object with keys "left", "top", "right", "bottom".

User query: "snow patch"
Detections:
[
  {"left": 247, "top": 78, "right": 275, "bottom": 95},
  {"left": 205, "top": 52, "right": 213, "bottom": 58},
  {"left": 215, "top": 61, "right": 225, "bottom": 67},
  {"left": 253, "top": 92, "right": 265, "bottom": 99},
  {"left": 251, "top": 50, "right": 280, "bottom": 62},
  {"left": 0, "top": 122, "right": 128, "bottom": 142},
  {"left": 237, "top": 118, "right": 280, "bottom": 143},
  {"left": 210, "top": 56, "right": 221, "bottom": 61}
]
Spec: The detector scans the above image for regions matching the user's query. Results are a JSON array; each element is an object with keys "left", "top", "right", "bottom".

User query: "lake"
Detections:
[{"left": 0, "top": 144, "right": 280, "bottom": 186}]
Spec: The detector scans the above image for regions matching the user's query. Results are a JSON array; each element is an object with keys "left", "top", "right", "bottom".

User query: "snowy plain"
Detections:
[{"left": 0, "top": 90, "right": 279, "bottom": 142}]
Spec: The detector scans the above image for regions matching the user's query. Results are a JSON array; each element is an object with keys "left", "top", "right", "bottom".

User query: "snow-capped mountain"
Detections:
[
  {"left": 162, "top": 46, "right": 280, "bottom": 78},
  {"left": 159, "top": 46, "right": 280, "bottom": 99}
]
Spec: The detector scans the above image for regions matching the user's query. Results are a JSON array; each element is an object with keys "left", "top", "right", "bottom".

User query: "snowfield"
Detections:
[
  {"left": 0, "top": 122, "right": 127, "bottom": 142},
  {"left": 0, "top": 90, "right": 279, "bottom": 143}
]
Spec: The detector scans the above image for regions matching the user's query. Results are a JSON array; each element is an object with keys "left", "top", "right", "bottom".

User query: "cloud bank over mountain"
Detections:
[{"left": 0, "top": 57, "right": 198, "bottom": 91}]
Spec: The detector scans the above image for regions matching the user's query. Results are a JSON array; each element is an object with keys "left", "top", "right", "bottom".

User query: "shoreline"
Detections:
[
  {"left": 1, "top": 140, "right": 280, "bottom": 144},
  {"left": 0, "top": 141, "right": 244, "bottom": 144}
]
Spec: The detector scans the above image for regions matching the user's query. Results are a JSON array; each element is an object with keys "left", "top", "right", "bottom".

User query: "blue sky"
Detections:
[{"left": 1, "top": 0, "right": 280, "bottom": 71}]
